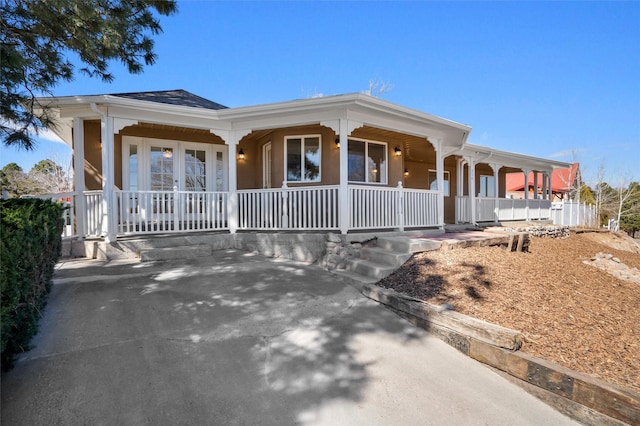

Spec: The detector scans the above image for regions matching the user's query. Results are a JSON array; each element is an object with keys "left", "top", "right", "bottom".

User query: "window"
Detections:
[
  {"left": 479, "top": 175, "right": 495, "bottom": 197},
  {"left": 127, "top": 144, "right": 138, "bottom": 191},
  {"left": 348, "top": 139, "right": 387, "bottom": 184},
  {"left": 150, "top": 146, "right": 175, "bottom": 191},
  {"left": 428, "top": 170, "right": 450, "bottom": 196},
  {"left": 286, "top": 136, "right": 321, "bottom": 182},
  {"left": 184, "top": 148, "right": 207, "bottom": 191}
]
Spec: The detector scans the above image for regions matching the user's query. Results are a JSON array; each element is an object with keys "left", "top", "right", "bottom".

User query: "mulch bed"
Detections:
[{"left": 377, "top": 232, "right": 640, "bottom": 394}]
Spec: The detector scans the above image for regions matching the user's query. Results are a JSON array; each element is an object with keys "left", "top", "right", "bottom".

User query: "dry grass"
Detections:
[{"left": 378, "top": 232, "right": 640, "bottom": 394}]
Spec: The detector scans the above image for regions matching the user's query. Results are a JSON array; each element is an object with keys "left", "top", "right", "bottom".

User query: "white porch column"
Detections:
[
  {"left": 227, "top": 139, "right": 238, "bottom": 234},
  {"left": 99, "top": 115, "right": 117, "bottom": 242},
  {"left": 455, "top": 158, "right": 465, "bottom": 224},
  {"left": 72, "top": 118, "right": 86, "bottom": 238},
  {"left": 522, "top": 168, "right": 530, "bottom": 221},
  {"left": 533, "top": 171, "right": 539, "bottom": 200},
  {"left": 434, "top": 139, "right": 445, "bottom": 229},
  {"left": 223, "top": 131, "right": 240, "bottom": 234},
  {"left": 490, "top": 163, "right": 500, "bottom": 222},
  {"left": 542, "top": 172, "right": 548, "bottom": 200},
  {"left": 466, "top": 157, "right": 476, "bottom": 225},
  {"left": 338, "top": 119, "right": 349, "bottom": 234},
  {"left": 456, "top": 158, "right": 465, "bottom": 197},
  {"left": 322, "top": 118, "right": 361, "bottom": 234}
]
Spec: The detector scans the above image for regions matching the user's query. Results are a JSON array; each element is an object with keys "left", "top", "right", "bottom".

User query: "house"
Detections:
[
  {"left": 506, "top": 163, "right": 580, "bottom": 201},
  {"left": 36, "top": 89, "right": 571, "bottom": 242}
]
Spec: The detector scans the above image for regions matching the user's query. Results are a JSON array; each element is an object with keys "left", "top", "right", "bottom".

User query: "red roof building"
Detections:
[{"left": 506, "top": 163, "right": 580, "bottom": 200}]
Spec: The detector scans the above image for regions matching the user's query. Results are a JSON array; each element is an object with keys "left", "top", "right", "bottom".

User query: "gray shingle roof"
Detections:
[{"left": 111, "top": 89, "right": 227, "bottom": 110}]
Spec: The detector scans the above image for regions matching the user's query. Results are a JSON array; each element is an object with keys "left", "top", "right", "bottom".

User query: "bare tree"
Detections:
[
  {"left": 593, "top": 161, "right": 607, "bottom": 225},
  {"left": 609, "top": 176, "right": 640, "bottom": 223},
  {"left": 362, "top": 78, "right": 394, "bottom": 97},
  {"left": 28, "top": 158, "right": 72, "bottom": 194}
]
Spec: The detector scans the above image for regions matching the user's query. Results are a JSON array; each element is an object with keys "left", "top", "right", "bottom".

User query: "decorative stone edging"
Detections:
[
  {"left": 495, "top": 225, "right": 571, "bottom": 239},
  {"left": 321, "top": 233, "right": 363, "bottom": 271},
  {"left": 362, "top": 283, "right": 640, "bottom": 425}
]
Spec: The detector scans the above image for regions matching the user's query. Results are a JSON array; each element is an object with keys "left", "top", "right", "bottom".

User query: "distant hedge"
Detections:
[{"left": 1, "top": 198, "right": 64, "bottom": 369}]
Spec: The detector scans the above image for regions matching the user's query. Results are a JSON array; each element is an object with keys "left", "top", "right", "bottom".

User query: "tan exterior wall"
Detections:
[
  {"left": 237, "top": 125, "right": 340, "bottom": 190},
  {"left": 401, "top": 153, "right": 459, "bottom": 224},
  {"left": 235, "top": 124, "right": 414, "bottom": 191},
  {"left": 83, "top": 120, "right": 102, "bottom": 191}
]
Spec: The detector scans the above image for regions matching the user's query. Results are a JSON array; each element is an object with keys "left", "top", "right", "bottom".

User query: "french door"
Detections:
[{"left": 122, "top": 137, "right": 227, "bottom": 228}]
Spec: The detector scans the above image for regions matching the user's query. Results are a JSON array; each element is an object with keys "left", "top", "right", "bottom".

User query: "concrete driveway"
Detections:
[{"left": 1, "top": 250, "right": 577, "bottom": 425}]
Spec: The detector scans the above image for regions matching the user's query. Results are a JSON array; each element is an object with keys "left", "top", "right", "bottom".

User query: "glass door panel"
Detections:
[
  {"left": 149, "top": 144, "right": 178, "bottom": 228},
  {"left": 150, "top": 145, "right": 177, "bottom": 190},
  {"left": 184, "top": 148, "right": 207, "bottom": 191}
]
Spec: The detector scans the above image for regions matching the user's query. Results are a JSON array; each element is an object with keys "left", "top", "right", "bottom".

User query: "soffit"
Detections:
[{"left": 351, "top": 126, "right": 436, "bottom": 163}]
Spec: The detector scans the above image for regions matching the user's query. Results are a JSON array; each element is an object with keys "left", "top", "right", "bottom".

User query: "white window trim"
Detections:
[
  {"left": 263, "top": 141, "right": 272, "bottom": 188},
  {"left": 428, "top": 169, "right": 450, "bottom": 197},
  {"left": 347, "top": 137, "right": 388, "bottom": 185},
  {"left": 284, "top": 134, "right": 322, "bottom": 183}
]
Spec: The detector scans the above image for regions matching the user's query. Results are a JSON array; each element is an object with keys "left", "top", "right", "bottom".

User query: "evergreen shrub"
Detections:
[{"left": 1, "top": 198, "right": 64, "bottom": 369}]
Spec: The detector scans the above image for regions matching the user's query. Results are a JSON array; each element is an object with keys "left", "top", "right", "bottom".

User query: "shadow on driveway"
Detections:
[{"left": 1, "top": 250, "right": 576, "bottom": 425}]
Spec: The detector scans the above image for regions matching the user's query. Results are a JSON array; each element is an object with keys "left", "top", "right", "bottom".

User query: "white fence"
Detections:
[
  {"left": 26, "top": 192, "right": 76, "bottom": 238},
  {"left": 551, "top": 201, "right": 596, "bottom": 227}
]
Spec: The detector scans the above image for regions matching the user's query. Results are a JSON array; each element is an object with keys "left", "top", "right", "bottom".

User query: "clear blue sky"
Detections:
[{"left": 2, "top": 0, "right": 639, "bottom": 184}]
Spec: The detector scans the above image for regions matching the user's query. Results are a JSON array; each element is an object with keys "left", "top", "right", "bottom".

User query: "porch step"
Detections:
[
  {"left": 346, "top": 258, "right": 397, "bottom": 280},
  {"left": 376, "top": 236, "right": 442, "bottom": 253},
  {"left": 139, "top": 244, "right": 212, "bottom": 262},
  {"left": 332, "top": 269, "right": 378, "bottom": 291},
  {"left": 360, "top": 246, "right": 412, "bottom": 267}
]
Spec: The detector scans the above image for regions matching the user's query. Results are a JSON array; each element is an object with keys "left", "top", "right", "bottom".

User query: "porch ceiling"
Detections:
[{"left": 352, "top": 126, "right": 436, "bottom": 163}]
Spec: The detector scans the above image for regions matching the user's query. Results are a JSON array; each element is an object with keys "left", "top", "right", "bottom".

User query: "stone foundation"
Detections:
[{"left": 321, "top": 233, "right": 365, "bottom": 271}]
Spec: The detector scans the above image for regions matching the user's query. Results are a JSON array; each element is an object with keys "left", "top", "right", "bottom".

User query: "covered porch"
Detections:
[{"left": 35, "top": 90, "right": 571, "bottom": 242}]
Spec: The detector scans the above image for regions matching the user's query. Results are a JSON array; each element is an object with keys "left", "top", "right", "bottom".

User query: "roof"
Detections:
[
  {"left": 109, "top": 89, "right": 228, "bottom": 110},
  {"left": 506, "top": 163, "right": 579, "bottom": 192}
]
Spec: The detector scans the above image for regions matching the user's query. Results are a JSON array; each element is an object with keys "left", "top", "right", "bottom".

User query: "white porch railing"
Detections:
[
  {"left": 349, "top": 184, "right": 439, "bottom": 230},
  {"left": 456, "top": 196, "right": 552, "bottom": 223},
  {"left": 84, "top": 190, "right": 104, "bottom": 237},
  {"left": 29, "top": 189, "right": 598, "bottom": 240},
  {"left": 116, "top": 190, "right": 229, "bottom": 235},
  {"left": 476, "top": 198, "right": 496, "bottom": 222},
  {"left": 455, "top": 196, "right": 471, "bottom": 224},
  {"left": 402, "top": 188, "right": 439, "bottom": 228},
  {"left": 238, "top": 185, "right": 339, "bottom": 230}
]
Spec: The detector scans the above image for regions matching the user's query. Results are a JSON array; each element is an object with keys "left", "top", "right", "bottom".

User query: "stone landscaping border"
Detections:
[{"left": 362, "top": 283, "right": 640, "bottom": 426}]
